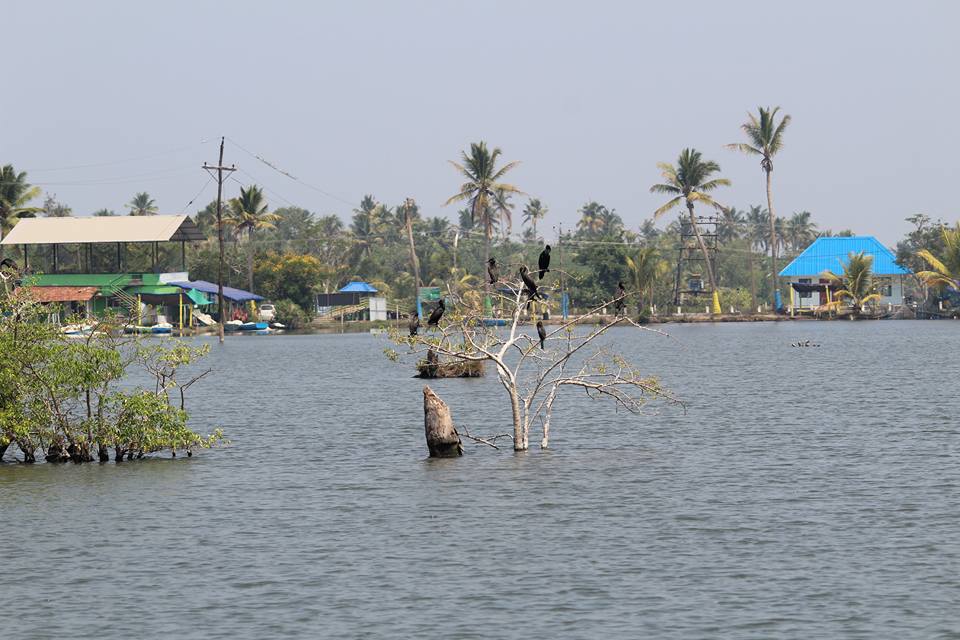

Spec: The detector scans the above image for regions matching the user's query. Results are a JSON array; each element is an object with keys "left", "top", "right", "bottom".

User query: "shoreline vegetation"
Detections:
[
  {"left": 0, "top": 288, "right": 224, "bottom": 465},
  {"left": 3, "top": 118, "right": 959, "bottom": 333}
]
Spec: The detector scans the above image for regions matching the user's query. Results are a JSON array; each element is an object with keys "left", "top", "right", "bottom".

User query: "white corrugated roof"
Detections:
[{"left": 0, "top": 215, "right": 205, "bottom": 245}]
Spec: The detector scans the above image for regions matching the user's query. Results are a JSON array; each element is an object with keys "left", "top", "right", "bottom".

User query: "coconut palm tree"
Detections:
[
  {"left": 745, "top": 205, "right": 769, "bottom": 253},
  {"left": 718, "top": 206, "right": 746, "bottom": 244},
  {"left": 0, "top": 165, "right": 42, "bottom": 248},
  {"left": 576, "top": 202, "right": 618, "bottom": 238},
  {"left": 522, "top": 198, "right": 548, "bottom": 242},
  {"left": 226, "top": 184, "right": 280, "bottom": 292},
  {"left": 445, "top": 141, "right": 521, "bottom": 295},
  {"left": 916, "top": 224, "right": 960, "bottom": 291},
  {"left": 492, "top": 186, "right": 515, "bottom": 240},
  {"left": 727, "top": 106, "right": 791, "bottom": 304},
  {"left": 350, "top": 195, "right": 382, "bottom": 258},
  {"left": 650, "top": 148, "right": 730, "bottom": 313},
  {"left": 784, "top": 211, "right": 817, "bottom": 253},
  {"left": 823, "top": 251, "right": 881, "bottom": 313},
  {"left": 126, "top": 192, "right": 158, "bottom": 216},
  {"left": 625, "top": 246, "right": 667, "bottom": 314},
  {"left": 93, "top": 208, "right": 116, "bottom": 217}
]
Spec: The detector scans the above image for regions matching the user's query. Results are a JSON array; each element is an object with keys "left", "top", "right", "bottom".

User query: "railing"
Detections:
[
  {"left": 102, "top": 275, "right": 141, "bottom": 319},
  {"left": 316, "top": 302, "right": 368, "bottom": 320}
]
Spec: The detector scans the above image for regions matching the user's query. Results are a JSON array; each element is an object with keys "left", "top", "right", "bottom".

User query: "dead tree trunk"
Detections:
[{"left": 423, "top": 386, "right": 463, "bottom": 458}]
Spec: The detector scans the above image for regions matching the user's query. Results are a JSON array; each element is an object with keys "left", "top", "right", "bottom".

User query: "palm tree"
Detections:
[
  {"left": 784, "top": 211, "right": 817, "bottom": 253},
  {"left": 0, "top": 165, "right": 42, "bottom": 247},
  {"left": 350, "top": 195, "right": 383, "bottom": 258},
  {"left": 625, "top": 246, "right": 667, "bottom": 315},
  {"left": 93, "top": 208, "right": 116, "bottom": 217},
  {"left": 916, "top": 224, "right": 960, "bottom": 291},
  {"left": 650, "top": 148, "right": 730, "bottom": 313},
  {"left": 727, "top": 106, "right": 791, "bottom": 305},
  {"left": 445, "top": 141, "right": 521, "bottom": 296},
  {"left": 126, "top": 192, "right": 158, "bottom": 216},
  {"left": 639, "top": 219, "right": 660, "bottom": 243},
  {"left": 522, "top": 198, "right": 548, "bottom": 242},
  {"left": 492, "top": 186, "right": 515, "bottom": 240},
  {"left": 745, "top": 205, "right": 769, "bottom": 253},
  {"left": 576, "top": 202, "right": 612, "bottom": 237},
  {"left": 718, "top": 206, "right": 746, "bottom": 244},
  {"left": 823, "top": 251, "right": 881, "bottom": 313},
  {"left": 226, "top": 185, "right": 280, "bottom": 292}
]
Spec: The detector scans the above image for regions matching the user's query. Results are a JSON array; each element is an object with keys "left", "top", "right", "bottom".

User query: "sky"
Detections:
[{"left": 4, "top": 0, "right": 958, "bottom": 246}]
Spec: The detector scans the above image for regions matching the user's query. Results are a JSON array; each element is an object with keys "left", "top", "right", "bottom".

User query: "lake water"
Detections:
[{"left": 2, "top": 321, "right": 959, "bottom": 639}]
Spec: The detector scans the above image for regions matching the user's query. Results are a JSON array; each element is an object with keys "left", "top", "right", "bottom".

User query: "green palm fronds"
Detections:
[
  {"left": 823, "top": 251, "right": 880, "bottom": 312},
  {"left": 916, "top": 224, "right": 960, "bottom": 290}
]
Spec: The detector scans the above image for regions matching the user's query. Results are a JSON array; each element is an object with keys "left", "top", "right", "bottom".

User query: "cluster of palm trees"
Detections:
[
  {"left": 648, "top": 106, "right": 792, "bottom": 310},
  {"left": 720, "top": 206, "right": 818, "bottom": 254},
  {"left": 575, "top": 202, "right": 624, "bottom": 239}
]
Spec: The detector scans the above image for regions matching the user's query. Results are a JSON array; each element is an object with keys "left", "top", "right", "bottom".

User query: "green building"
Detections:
[{"left": 1, "top": 215, "right": 214, "bottom": 326}]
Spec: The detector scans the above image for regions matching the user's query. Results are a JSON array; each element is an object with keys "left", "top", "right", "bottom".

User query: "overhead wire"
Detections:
[{"left": 225, "top": 136, "right": 356, "bottom": 207}]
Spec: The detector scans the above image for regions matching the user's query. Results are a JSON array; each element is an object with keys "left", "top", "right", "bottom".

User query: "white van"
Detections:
[{"left": 258, "top": 303, "right": 276, "bottom": 322}]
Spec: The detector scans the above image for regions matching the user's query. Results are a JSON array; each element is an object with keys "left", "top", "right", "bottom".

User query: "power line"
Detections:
[
  {"left": 225, "top": 137, "right": 356, "bottom": 207},
  {"left": 181, "top": 176, "right": 214, "bottom": 212}
]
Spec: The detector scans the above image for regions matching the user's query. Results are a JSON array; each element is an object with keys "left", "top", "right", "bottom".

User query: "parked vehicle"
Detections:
[{"left": 258, "top": 303, "right": 276, "bottom": 322}]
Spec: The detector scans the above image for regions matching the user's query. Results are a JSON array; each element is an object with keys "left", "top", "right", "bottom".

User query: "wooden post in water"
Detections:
[{"left": 423, "top": 386, "right": 462, "bottom": 458}]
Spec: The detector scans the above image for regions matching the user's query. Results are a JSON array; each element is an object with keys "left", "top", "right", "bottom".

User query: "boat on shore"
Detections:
[{"left": 124, "top": 323, "right": 173, "bottom": 335}]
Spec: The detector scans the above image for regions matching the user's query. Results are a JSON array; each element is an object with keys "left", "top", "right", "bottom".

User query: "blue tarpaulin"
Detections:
[{"left": 169, "top": 280, "right": 264, "bottom": 303}]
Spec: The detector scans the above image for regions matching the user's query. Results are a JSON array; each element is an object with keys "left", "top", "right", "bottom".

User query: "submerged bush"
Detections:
[{"left": 0, "top": 288, "right": 224, "bottom": 463}]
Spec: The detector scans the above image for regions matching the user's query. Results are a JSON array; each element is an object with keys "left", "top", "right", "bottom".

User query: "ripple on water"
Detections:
[{"left": 1, "top": 323, "right": 959, "bottom": 638}]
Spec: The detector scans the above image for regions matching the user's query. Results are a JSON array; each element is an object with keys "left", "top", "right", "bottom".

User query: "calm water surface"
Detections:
[{"left": 2, "top": 321, "right": 959, "bottom": 639}]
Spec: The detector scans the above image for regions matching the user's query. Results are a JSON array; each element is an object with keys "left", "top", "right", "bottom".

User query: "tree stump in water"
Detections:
[{"left": 423, "top": 385, "right": 463, "bottom": 457}]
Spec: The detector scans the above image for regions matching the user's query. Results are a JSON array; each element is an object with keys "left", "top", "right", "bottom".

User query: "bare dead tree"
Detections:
[{"left": 390, "top": 272, "right": 681, "bottom": 451}]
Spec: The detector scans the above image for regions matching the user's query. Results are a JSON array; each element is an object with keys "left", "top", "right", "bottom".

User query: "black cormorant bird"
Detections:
[
  {"left": 614, "top": 281, "right": 626, "bottom": 314},
  {"left": 408, "top": 308, "right": 420, "bottom": 336},
  {"left": 519, "top": 266, "right": 539, "bottom": 300},
  {"left": 487, "top": 257, "right": 499, "bottom": 284},
  {"left": 536, "top": 321, "right": 546, "bottom": 349},
  {"left": 427, "top": 299, "right": 445, "bottom": 326},
  {"left": 538, "top": 245, "right": 551, "bottom": 280}
]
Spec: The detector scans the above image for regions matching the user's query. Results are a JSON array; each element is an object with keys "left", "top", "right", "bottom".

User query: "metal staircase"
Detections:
[{"left": 102, "top": 275, "right": 142, "bottom": 319}]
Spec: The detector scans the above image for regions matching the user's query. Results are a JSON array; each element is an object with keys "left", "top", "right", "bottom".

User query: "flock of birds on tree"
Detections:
[
  {"left": 409, "top": 245, "right": 553, "bottom": 340},
  {"left": 408, "top": 243, "right": 625, "bottom": 351}
]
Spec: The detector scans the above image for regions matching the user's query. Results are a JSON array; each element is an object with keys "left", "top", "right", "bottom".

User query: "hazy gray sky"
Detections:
[{"left": 6, "top": 0, "right": 958, "bottom": 245}]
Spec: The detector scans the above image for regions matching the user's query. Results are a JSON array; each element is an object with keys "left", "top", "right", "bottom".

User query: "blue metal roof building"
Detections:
[
  {"left": 779, "top": 236, "right": 911, "bottom": 277},
  {"left": 169, "top": 280, "right": 264, "bottom": 303}
]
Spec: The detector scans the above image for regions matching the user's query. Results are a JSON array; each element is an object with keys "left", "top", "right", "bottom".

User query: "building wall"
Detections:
[{"left": 787, "top": 276, "right": 905, "bottom": 309}]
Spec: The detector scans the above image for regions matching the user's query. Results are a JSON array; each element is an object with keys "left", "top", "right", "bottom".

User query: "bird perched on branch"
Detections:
[
  {"left": 536, "top": 321, "right": 546, "bottom": 349},
  {"left": 487, "top": 257, "right": 499, "bottom": 284},
  {"left": 428, "top": 299, "right": 445, "bottom": 326},
  {"left": 538, "top": 245, "right": 551, "bottom": 280},
  {"left": 519, "top": 266, "right": 540, "bottom": 301},
  {"left": 614, "top": 281, "right": 626, "bottom": 315},
  {"left": 408, "top": 308, "right": 420, "bottom": 336}
]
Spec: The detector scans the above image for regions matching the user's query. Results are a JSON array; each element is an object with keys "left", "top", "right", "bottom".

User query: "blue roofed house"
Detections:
[{"left": 779, "top": 236, "right": 912, "bottom": 310}]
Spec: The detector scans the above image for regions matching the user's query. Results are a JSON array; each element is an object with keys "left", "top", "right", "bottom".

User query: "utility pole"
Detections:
[{"left": 203, "top": 137, "right": 236, "bottom": 344}]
